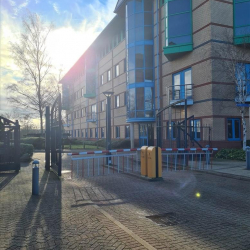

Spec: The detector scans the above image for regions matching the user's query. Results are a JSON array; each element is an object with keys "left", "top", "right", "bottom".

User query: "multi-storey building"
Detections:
[{"left": 60, "top": 0, "right": 250, "bottom": 149}]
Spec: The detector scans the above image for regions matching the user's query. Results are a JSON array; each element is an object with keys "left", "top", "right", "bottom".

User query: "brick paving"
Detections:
[{"left": 0, "top": 152, "right": 250, "bottom": 249}]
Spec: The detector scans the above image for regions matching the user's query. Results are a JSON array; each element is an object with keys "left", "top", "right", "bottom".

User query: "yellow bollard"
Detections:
[
  {"left": 141, "top": 146, "right": 148, "bottom": 176},
  {"left": 147, "top": 147, "right": 156, "bottom": 178},
  {"left": 147, "top": 147, "right": 162, "bottom": 179}
]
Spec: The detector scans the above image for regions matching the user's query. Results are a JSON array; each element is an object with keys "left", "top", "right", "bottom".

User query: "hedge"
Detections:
[
  {"left": 20, "top": 143, "right": 34, "bottom": 158},
  {"left": 20, "top": 137, "right": 45, "bottom": 149},
  {"left": 215, "top": 148, "right": 246, "bottom": 161}
]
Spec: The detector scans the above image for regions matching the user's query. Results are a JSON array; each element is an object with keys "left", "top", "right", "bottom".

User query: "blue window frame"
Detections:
[
  {"left": 234, "top": 0, "right": 250, "bottom": 44},
  {"left": 101, "top": 128, "right": 105, "bottom": 138},
  {"left": 173, "top": 68, "right": 192, "bottom": 100},
  {"left": 85, "top": 129, "right": 88, "bottom": 138},
  {"left": 227, "top": 118, "right": 241, "bottom": 141},
  {"left": 125, "top": 125, "right": 130, "bottom": 138},
  {"left": 116, "top": 126, "right": 120, "bottom": 138},
  {"left": 90, "top": 128, "right": 93, "bottom": 138},
  {"left": 127, "top": 87, "right": 154, "bottom": 119},
  {"left": 190, "top": 119, "right": 201, "bottom": 141},
  {"left": 164, "top": 0, "right": 192, "bottom": 47},
  {"left": 95, "top": 128, "right": 98, "bottom": 138}
]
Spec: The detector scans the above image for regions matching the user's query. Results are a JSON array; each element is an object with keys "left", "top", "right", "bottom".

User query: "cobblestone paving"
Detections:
[{"left": 0, "top": 153, "right": 250, "bottom": 249}]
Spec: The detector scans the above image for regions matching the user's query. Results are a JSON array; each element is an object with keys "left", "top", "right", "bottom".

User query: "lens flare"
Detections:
[{"left": 196, "top": 192, "right": 201, "bottom": 198}]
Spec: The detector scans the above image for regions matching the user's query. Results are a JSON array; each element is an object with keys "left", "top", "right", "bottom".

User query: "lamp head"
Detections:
[{"left": 103, "top": 91, "right": 114, "bottom": 97}]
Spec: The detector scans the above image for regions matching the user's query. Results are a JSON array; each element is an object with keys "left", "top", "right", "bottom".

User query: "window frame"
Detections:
[
  {"left": 125, "top": 125, "right": 130, "bottom": 138},
  {"left": 101, "top": 127, "right": 105, "bottom": 138},
  {"left": 234, "top": 0, "right": 250, "bottom": 44},
  {"left": 115, "top": 95, "right": 120, "bottom": 108},
  {"left": 190, "top": 119, "right": 201, "bottom": 141},
  {"left": 107, "top": 69, "right": 111, "bottom": 82},
  {"left": 172, "top": 68, "right": 192, "bottom": 100},
  {"left": 227, "top": 118, "right": 241, "bottom": 141},
  {"left": 116, "top": 126, "right": 120, "bottom": 138},
  {"left": 164, "top": 0, "right": 193, "bottom": 47},
  {"left": 101, "top": 100, "right": 105, "bottom": 112},
  {"left": 115, "top": 64, "right": 120, "bottom": 77}
]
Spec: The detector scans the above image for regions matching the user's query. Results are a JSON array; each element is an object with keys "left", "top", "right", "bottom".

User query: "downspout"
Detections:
[{"left": 156, "top": 0, "right": 160, "bottom": 110}]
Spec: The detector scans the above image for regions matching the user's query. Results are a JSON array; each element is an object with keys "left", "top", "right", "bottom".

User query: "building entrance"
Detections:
[{"left": 139, "top": 123, "right": 154, "bottom": 147}]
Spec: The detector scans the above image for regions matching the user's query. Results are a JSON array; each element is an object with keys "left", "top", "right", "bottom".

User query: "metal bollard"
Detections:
[
  {"left": 32, "top": 160, "right": 39, "bottom": 195},
  {"left": 246, "top": 147, "right": 250, "bottom": 170},
  {"left": 206, "top": 145, "right": 210, "bottom": 166}
]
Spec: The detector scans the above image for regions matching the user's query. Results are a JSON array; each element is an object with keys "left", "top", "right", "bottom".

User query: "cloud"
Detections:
[
  {"left": 53, "top": 2, "right": 60, "bottom": 14},
  {"left": 0, "top": 0, "right": 117, "bottom": 115},
  {"left": 7, "top": 0, "right": 16, "bottom": 7}
]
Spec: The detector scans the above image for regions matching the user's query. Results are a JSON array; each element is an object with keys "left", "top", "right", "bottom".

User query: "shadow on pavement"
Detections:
[
  {"left": 9, "top": 170, "right": 62, "bottom": 249},
  {"left": 0, "top": 171, "right": 18, "bottom": 191}
]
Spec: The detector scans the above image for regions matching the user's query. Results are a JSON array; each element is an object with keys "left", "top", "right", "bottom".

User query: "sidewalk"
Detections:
[{"left": 200, "top": 159, "right": 250, "bottom": 181}]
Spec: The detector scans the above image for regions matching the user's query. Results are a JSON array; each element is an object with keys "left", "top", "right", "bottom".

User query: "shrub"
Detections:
[
  {"left": 21, "top": 137, "right": 45, "bottom": 149},
  {"left": 215, "top": 148, "right": 246, "bottom": 161},
  {"left": 111, "top": 139, "right": 131, "bottom": 149},
  {"left": 20, "top": 143, "right": 34, "bottom": 158}
]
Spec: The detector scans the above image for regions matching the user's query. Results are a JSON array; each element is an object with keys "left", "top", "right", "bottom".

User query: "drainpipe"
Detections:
[{"left": 156, "top": 0, "right": 160, "bottom": 110}]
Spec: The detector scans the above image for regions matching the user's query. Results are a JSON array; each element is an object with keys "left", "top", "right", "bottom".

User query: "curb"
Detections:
[{"left": 195, "top": 170, "right": 250, "bottom": 182}]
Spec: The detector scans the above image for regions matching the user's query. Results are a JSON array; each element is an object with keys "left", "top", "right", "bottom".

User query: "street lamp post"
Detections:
[{"left": 103, "top": 91, "right": 114, "bottom": 164}]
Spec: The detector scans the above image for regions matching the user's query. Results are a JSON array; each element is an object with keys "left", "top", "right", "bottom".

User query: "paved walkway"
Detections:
[{"left": 1, "top": 153, "right": 250, "bottom": 249}]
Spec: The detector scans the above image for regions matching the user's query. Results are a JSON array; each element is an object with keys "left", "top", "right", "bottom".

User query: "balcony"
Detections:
[
  {"left": 167, "top": 84, "right": 193, "bottom": 106},
  {"left": 86, "top": 112, "right": 97, "bottom": 122}
]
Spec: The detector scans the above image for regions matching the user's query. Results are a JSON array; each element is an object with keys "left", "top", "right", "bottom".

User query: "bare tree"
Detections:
[
  {"left": 7, "top": 11, "right": 59, "bottom": 134},
  {"left": 213, "top": 32, "right": 250, "bottom": 150}
]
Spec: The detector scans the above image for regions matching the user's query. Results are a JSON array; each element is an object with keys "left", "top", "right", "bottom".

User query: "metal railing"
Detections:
[
  {"left": 68, "top": 148, "right": 141, "bottom": 178},
  {"left": 161, "top": 148, "right": 217, "bottom": 171},
  {"left": 167, "top": 84, "right": 193, "bottom": 105}
]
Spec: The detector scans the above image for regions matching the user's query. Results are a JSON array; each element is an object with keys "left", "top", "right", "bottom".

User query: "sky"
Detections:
[{"left": 0, "top": 0, "right": 116, "bottom": 121}]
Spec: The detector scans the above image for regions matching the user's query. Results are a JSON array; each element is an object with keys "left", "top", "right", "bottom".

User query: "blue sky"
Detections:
[{"left": 0, "top": 0, "right": 117, "bottom": 116}]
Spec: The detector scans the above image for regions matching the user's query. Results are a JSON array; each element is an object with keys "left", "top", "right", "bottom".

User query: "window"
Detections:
[
  {"left": 167, "top": 121, "right": 176, "bottom": 140},
  {"left": 101, "top": 74, "right": 104, "bottom": 85},
  {"left": 81, "top": 108, "right": 84, "bottom": 117},
  {"left": 234, "top": 0, "right": 250, "bottom": 44},
  {"left": 91, "top": 104, "right": 96, "bottom": 120},
  {"left": 82, "top": 130, "right": 84, "bottom": 138},
  {"left": 115, "top": 64, "right": 120, "bottom": 77},
  {"left": 81, "top": 88, "right": 84, "bottom": 97},
  {"left": 125, "top": 125, "right": 130, "bottom": 138},
  {"left": 116, "top": 126, "right": 120, "bottom": 138},
  {"left": 101, "top": 100, "right": 105, "bottom": 112},
  {"left": 90, "top": 128, "right": 93, "bottom": 138},
  {"left": 190, "top": 119, "right": 201, "bottom": 140},
  {"left": 101, "top": 128, "right": 105, "bottom": 138},
  {"left": 163, "top": 0, "right": 193, "bottom": 56},
  {"left": 227, "top": 118, "right": 241, "bottom": 141},
  {"left": 107, "top": 69, "right": 111, "bottom": 82},
  {"left": 173, "top": 68, "right": 192, "bottom": 100},
  {"left": 115, "top": 95, "right": 120, "bottom": 108},
  {"left": 78, "top": 130, "right": 80, "bottom": 137},
  {"left": 127, "top": 87, "right": 154, "bottom": 119},
  {"left": 85, "top": 129, "right": 88, "bottom": 138},
  {"left": 95, "top": 128, "right": 98, "bottom": 138}
]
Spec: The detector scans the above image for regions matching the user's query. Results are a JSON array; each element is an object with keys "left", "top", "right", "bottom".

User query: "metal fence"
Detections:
[
  {"left": 68, "top": 149, "right": 141, "bottom": 178},
  {"left": 67, "top": 147, "right": 217, "bottom": 179}
]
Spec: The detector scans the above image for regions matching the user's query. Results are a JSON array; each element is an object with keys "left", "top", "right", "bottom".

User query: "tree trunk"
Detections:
[
  {"left": 240, "top": 108, "right": 247, "bottom": 150},
  {"left": 40, "top": 110, "right": 43, "bottom": 135}
]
